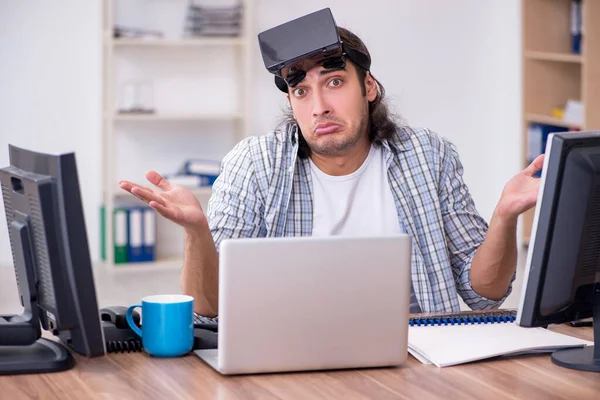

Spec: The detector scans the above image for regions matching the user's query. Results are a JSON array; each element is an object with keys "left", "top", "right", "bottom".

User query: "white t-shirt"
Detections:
[
  {"left": 309, "top": 144, "right": 422, "bottom": 313},
  {"left": 310, "top": 144, "right": 401, "bottom": 237}
]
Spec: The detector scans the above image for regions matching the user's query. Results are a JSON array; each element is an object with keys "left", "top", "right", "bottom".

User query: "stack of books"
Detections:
[
  {"left": 163, "top": 158, "right": 221, "bottom": 189},
  {"left": 184, "top": 1, "right": 243, "bottom": 37}
]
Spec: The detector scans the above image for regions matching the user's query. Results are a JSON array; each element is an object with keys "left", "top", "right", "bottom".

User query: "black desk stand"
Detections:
[
  {"left": 552, "top": 287, "right": 600, "bottom": 372},
  {"left": 0, "top": 220, "right": 74, "bottom": 375}
]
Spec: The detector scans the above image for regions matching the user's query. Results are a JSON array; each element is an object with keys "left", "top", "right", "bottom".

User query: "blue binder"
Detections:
[
  {"left": 142, "top": 207, "right": 156, "bottom": 262},
  {"left": 178, "top": 159, "right": 220, "bottom": 186},
  {"left": 127, "top": 206, "right": 144, "bottom": 262},
  {"left": 571, "top": 0, "right": 582, "bottom": 54},
  {"left": 528, "top": 123, "right": 570, "bottom": 178}
]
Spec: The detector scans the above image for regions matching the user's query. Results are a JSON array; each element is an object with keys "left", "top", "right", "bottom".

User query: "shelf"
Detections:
[
  {"left": 520, "top": 0, "right": 600, "bottom": 246},
  {"left": 102, "top": 256, "right": 184, "bottom": 270},
  {"left": 523, "top": 0, "right": 575, "bottom": 55},
  {"left": 102, "top": 0, "right": 253, "bottom": 267},
  {"left": 525, "top": 113, "right": 581, "bottom": 129},
  {"left": 113, "top": 186, "right": 213, "bottom": 198},
  {"left": 525, "top": 51, "right": 583, "bottom": 64},
  {"left": 112, "top": 37, "right": 247, "bottom": 47},
  {"left": 113, "top": 112, "right": 243, "bottom": 122}
]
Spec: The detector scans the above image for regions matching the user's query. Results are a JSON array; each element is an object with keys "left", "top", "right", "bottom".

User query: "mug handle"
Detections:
[{"left": 126, "top": 304, "right": 143, "bottom": 337}]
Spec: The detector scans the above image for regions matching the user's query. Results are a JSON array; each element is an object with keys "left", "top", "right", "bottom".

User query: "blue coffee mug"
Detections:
[{"left": 126, "top": 294, "right": 194, "bottom": 357}]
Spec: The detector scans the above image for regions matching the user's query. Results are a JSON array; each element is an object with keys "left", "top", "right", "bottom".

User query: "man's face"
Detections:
[{"left": 287, "top": 61, "right": 377, "bottom": 157}]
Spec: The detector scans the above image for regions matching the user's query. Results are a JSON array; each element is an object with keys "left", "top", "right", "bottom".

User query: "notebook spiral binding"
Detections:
[
  {"left": 106, "top": 339, "right": 143, "bottom": 353},
  {"left": 409, "top": 309, "right": 517, "bottom": 327}
]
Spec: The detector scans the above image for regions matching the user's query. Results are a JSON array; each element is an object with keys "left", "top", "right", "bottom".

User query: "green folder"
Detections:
[
  {"left": 100, "top": 205, "right": 106, "bottom": 261},
  {"left": 113, "top": 206, "right": 129, "bottom": 264}
]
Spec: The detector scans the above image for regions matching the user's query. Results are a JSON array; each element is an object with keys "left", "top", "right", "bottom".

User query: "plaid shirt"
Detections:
[{"left": 207, "top": 123, "right": 512, "bottom": 313}]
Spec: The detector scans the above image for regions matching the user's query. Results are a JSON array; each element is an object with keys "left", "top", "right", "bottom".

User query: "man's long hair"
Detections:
[{"left": 278, "top": 27, "right": 402, "bottom": 158}]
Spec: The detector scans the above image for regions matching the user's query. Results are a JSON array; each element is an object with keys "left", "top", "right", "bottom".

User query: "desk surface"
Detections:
[{"left": 1, "top": 325, "right": 597, "bottom": 400}]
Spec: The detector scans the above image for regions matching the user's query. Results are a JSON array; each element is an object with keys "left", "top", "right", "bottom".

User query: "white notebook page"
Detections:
[{"left": 408, "top": 323, "right": 592, "bottom": 368}]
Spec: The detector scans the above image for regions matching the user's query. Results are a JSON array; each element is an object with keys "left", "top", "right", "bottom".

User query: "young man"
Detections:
[{"left": 120, "top": 15, "right": 543, "bottom": 318}]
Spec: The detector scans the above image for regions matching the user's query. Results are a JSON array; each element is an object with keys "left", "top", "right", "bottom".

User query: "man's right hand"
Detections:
[
  {"left": 121, "top": 170, "right": 219, "bottom": 316},
  {"left": 119, "top": 170, "right": 207, "bottom": 232}
]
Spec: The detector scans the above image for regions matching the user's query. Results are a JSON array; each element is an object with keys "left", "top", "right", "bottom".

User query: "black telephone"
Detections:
[
  {"left": 100, "top": 306, "right": 143, "bottom": 353},
  {"left": 99, "top": 306, "right": 218, "bottom": 354}
]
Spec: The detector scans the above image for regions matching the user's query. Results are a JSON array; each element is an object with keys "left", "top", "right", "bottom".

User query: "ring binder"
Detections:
[
  {"left": 407, "top": 309, "right": 591, "bottom": 367},
  {"left": 409, "top": 310, "right": 517, "bottom": 327}
]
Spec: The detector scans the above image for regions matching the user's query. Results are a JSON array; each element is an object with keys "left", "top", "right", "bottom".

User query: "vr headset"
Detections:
[{"left": 258, "top": 8, "right": 371, "bottom": 93}]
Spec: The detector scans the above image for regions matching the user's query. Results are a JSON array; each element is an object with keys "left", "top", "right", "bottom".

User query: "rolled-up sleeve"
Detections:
[
  {"left": 206, "top": 138, "right": 266, "bottom": 253},
  {"left": 438, "top": 139, "right": 514, "bottom": 309}
]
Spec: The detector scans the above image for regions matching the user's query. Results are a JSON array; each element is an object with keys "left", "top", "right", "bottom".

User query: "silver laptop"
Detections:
[{"left": 194, "top": 235, "right": 412, "bottom": 375}]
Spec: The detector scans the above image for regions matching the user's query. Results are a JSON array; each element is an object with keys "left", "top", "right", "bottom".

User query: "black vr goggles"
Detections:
[{"left": 257, "top": 8, "right": 371, "bottom": 93}]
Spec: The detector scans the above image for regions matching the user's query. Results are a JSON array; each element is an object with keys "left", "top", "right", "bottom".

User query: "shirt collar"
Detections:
[{"left": 381, "top": 125, "right": 412, "bottom": 153}]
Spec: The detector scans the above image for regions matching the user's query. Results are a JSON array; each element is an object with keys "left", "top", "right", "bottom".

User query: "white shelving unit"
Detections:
[
  {"left": 101, "top": 0, "right": 253, "bottom": 268},
  {"left": 113, "top": 112, "right": 244, "bottom": 122},
  {"left": 113, "top": 37, "right": 248, "bottom": 47},
  {"left": 111, "top": 185, "right": 213, "bottom": 197}
]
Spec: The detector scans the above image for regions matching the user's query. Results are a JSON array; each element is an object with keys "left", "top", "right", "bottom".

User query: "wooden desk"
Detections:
[{"left": 0, "top": 325, "right": 597, "bottom": 400}]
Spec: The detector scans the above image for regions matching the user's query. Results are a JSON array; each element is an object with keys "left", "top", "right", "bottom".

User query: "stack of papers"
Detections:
[{"left": 408, "top": 322, "right": 592, "bottom": 367}]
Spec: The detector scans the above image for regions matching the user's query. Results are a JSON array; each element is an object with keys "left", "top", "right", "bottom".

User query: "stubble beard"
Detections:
[{"left": 306, "top": 108, "right": 369, "bottom": 157}]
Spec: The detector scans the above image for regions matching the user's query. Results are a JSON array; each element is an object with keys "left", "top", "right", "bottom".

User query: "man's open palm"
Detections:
[
  {"left": 119, "top": 170, "right": 207, "bottom": 231},
  {"left": 496, "top": 154, "right": 544, "bottom": 220}
]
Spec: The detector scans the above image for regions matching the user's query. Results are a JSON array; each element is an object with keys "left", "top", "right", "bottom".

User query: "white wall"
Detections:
[
  {"left": 0, "top": 1, "right": 102, "bottom": 267},
  {"left": 0, "top": 0, "right": 521, "bottom": 267}
]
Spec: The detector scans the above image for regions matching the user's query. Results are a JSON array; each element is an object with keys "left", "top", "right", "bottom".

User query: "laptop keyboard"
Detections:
[{"left": 194, "top": 313, "right": 219, "bottom": 332}]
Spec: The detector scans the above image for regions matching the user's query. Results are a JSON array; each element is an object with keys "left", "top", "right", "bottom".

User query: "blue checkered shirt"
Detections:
[{"left": 206, "top": 123, "right": 512, "bottom": 313}]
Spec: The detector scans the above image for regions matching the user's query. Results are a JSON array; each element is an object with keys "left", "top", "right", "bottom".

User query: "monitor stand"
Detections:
[
  {"left": 0, "top": 339, "right": 75, "bottom": 375},
  {"left": 0, "top": 219, "right": 75, "bottom": 375},
  {"left": 551, "top": 286, "right": 600, "bottom": 372}
]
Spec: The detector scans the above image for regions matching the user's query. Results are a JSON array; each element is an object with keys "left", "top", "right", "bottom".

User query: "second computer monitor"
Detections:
[{"left": 517, "top": 130, "right": 600, "bottom": 372}]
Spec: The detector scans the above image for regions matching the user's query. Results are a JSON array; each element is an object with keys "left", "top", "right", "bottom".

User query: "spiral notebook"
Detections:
[{"left": 408, "top": 310, "right": 592, "bottom": 367}]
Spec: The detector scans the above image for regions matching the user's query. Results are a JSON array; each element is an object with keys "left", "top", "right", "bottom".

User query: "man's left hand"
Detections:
[{"left": 495, "top": 154, "right": 545, "bottom": 222}]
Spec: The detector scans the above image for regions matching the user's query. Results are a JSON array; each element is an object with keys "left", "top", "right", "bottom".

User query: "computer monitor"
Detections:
[
  {"left": 0, "top": 144, "right": 105, "bottom": 375},
  {"left": 517, "top": 130, "right": 600, "bottom": 372}
]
